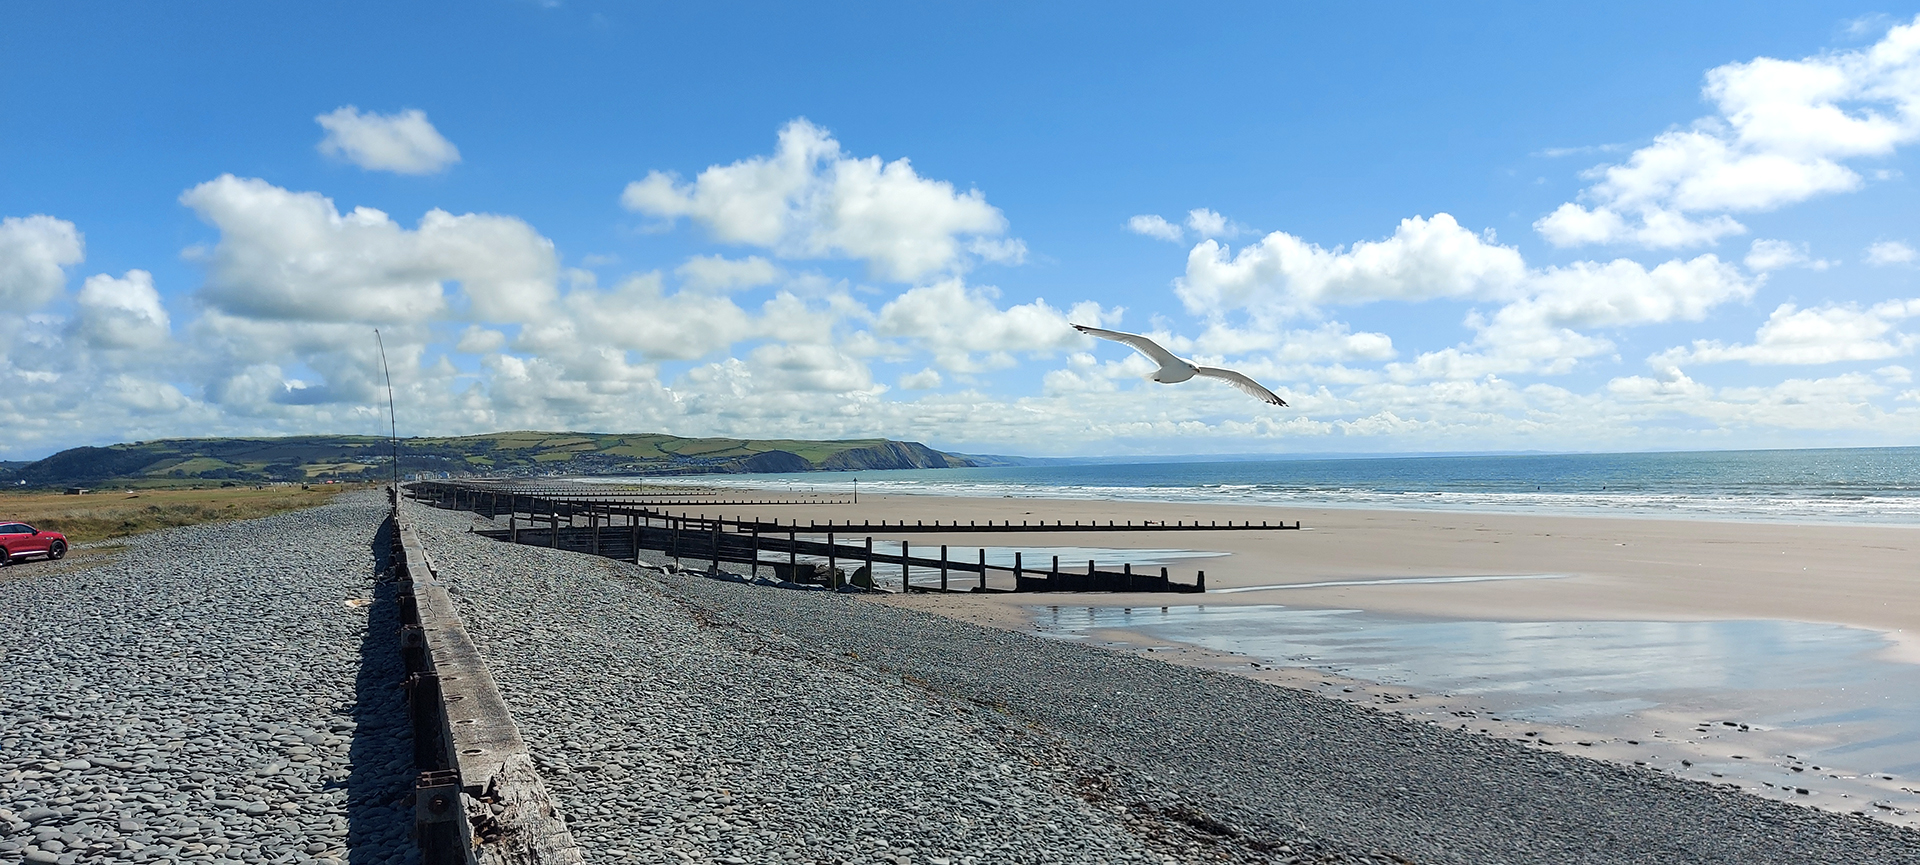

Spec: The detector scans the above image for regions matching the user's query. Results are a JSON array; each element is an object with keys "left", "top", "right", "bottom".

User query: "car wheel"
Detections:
[
  {"left": 47, "top": 540, "right": 66, "bottom": 561},
  {"left": 0, "top": 551, "right": 9, "bottom": 567}
]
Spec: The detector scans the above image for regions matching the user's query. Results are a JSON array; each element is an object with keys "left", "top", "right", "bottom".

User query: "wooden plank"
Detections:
[
  {"left": 469, "top": 754, "right": 584, "bottom": 865},
  {"left": 394, "top": 515, "right": 584, "bottom": 865}
]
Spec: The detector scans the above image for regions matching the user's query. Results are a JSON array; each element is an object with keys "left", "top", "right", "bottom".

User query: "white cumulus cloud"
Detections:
[
  {"left": 1127, "top": 214, "right": 1184, "bottom": 242},
  {"left": 315, "top": 106, "right": 462, "bottom": 175},
  {"left": 1537, "top": 16, "right": 1920, "bottom": 248},
  {"left": 181, "top": 175, "right": 559, "bottom": 323},
  {"left": 623, "top": 119, "right": 1019, "bottom": 282},
  {"left": 898, "top": 368, "right": 943, "bottom": 390},
  {"left": 1867, "top": 240, "right": 1917, "bottom": 265},
  {"left": 1185, "top": 208, "right": 1245, "bottom": 239},
  {"left": 675, "top": 255, "right": 782, "bottom": 292},
  {"left": 1177, "top": 213, "right": 1527, "bottom": 319},
  {"left": 73, "top": 270, "right": 171, "bottom": 350},
  {"left": 0, "top": 215, "right": 84, "bottom": 308},
  {"left": 875, "top": 279, "right": 1100, "bottom": 372},
  {"left": 1391, "top": 255, "right": 1755, "bottom": 380},
  {"left": 1654, "top": 298, "right": 1920, "bottom": 366},
  {"left": 1744, "top": 238, "right": 1833, "bottom": 271}
]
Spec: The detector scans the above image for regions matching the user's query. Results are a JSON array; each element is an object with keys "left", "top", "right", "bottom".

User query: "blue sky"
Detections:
[{"left": 3, "top": 2, "right": 1918, "bottom": 459}]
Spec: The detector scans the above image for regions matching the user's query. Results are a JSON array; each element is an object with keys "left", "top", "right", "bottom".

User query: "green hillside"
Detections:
[{"left": 1, "top": 432, "right": 973, "bottom": 489}]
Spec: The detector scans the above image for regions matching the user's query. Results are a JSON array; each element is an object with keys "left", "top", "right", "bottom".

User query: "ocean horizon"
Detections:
[{"left": 603, "top": 445, "right": 1920, "bottom": 526}]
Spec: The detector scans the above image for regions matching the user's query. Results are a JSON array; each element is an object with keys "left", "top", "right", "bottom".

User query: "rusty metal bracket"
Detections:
[{"left": 415, "top": 770, "right": 462, "bottom": 825}]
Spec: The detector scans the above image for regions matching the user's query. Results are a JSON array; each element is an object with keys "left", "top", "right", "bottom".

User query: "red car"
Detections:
[{"left": 0, "top": 522, "right": 67, "bottom": 565}]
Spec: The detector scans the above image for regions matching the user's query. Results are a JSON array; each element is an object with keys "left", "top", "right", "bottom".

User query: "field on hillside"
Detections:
[
  {"left": 2, "top": 431, "right": 970, "bottom": 489},
  {"left": 0, "top": 484, "right": 359, "bottom": 545}
]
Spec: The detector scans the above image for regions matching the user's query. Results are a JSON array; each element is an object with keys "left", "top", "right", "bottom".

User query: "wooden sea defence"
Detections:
[
  {"left": 408, "top": 480, "right": 1305, "bottom": 594},
  {"left": 390, "top": 492, "right": 584, "bottom": 865}
]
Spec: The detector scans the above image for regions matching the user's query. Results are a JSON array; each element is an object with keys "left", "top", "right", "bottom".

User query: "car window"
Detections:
[{"left": 0, "top": 524, "right": 24, "bottom": 534}]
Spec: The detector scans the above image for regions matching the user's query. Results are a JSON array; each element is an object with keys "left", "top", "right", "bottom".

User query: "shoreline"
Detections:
[
  {"left": 875, "top": 591, "right": 1920, "bottom": 825},
  {"left": 619, "top": 472, "right": 1920, "bottom": 529},
  {"left": 640, "top": 489, "right": 1920, "bottom": 641},
  {"left": 594, "top": 484, "right": 1920, "bottom": 824}
]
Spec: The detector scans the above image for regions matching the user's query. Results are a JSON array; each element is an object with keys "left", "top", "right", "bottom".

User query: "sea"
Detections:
[{"left": 622, "top": 446, "right": 1920, "bottom": 526}]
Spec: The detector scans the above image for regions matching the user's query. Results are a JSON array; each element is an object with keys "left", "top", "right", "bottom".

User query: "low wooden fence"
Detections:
[
  {"left": 477, "top": 521, "right": 1206, "bottom": 593},
  {"left": 403, "top": 480, "right": 1316, "bottom": 594}
]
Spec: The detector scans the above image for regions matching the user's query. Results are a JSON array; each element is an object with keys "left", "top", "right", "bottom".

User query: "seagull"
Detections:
[{"left": 1071, "top": 324, "right": 1288, "bottom": 406}]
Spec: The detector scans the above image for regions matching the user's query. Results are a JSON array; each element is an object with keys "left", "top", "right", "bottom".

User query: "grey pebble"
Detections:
[
  {"left": 0, "top": 495, "right": 420, "bottom": 865},
  {"left": 403, "top": 498, "right": 1920, "bottom": 864}
]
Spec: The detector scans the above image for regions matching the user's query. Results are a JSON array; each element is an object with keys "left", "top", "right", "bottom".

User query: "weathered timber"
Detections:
[{"left": 392, "top": 507, "right": 584, "bottom": 865}]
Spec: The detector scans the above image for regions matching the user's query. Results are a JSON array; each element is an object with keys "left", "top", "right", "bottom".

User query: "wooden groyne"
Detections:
[
  {"left": 407, "top": 480, "right": 1306, "bottom": 594},
  {"left": 390, "top": 493, "right": 584, "bottom": 865}
]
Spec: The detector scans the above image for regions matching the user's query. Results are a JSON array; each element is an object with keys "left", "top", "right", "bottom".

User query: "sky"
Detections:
[{"left": 3, "top": 2, "right": 1919, "bottom": 461}]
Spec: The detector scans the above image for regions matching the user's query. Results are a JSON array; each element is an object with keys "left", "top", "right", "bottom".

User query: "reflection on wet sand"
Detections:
[{"left": 1034, "top": 604, "right": 1920, "bottom": 825}]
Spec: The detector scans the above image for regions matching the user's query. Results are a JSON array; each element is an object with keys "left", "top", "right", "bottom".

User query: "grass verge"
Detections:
[{"left": 0, "top": 485, "right": 359, "bottom": 545}]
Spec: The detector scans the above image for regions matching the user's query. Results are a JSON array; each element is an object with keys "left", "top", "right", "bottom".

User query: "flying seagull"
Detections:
[{"left": 1072, "top": 324, "right": 1287, "bottom": 406}]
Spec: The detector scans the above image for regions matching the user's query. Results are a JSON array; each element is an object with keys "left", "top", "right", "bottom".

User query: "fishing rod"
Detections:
[{"left": 375, "top": 329, "right": 398, "bottom": 490}]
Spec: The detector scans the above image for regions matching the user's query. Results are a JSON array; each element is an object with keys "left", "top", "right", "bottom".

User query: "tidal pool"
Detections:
[{"left": 1033, "top": 604, "right": 1920, "bottom": 786}]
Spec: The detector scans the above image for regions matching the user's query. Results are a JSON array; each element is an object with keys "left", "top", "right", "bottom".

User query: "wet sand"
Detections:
[{"left": 700, "top": 491, "right": 1920, "bottom": 643}]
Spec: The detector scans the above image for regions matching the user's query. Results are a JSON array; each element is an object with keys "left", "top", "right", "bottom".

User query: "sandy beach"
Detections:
[
  {"left": 646, "top": 488, "right": 1920, "bottom": 820},
  {"left": 688, "top": 491, "right": 1920, "bottom": 642}
]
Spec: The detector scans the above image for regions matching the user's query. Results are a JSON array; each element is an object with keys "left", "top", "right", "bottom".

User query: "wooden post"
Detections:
[
  {"left": 631, "top": 522, "right": 641, "bottom": 565},
  {"left": 751, "top": 524, "right": 761, "bottom": 579},
  {"left": 671, "top": 515, "right": 680, "bottom": 566},
  {"left": 1051, "top": 555, "right": 1059, "bottom": 590},
  {"left": 710, "top": 519, "right": 721, "bottom": 572},
  {"left": 1014, "top": 552, "right": 1023, "bottom": 591},
  {"left": 590, "top": 505, "right": 600, "bottom": 556},
  {"left": 509, "top": 513, "right": 518, "bottom": 544},
  {"left": 978, "top": 547, "right": 986, "bottom": 591},
  {"left": 940, "top": 544, "right": 948, "bottom": 592},
  {"left": 828, "top": 532, "right": 837, "bottom": 588},
  {"left": 1197, "top": 570, "right": 1206, "bottom": 592},
  {"left": 788, "top": 528, "right": 797, "bottom": 578},
  {"left": 864, "top": 537, "right": 874, "bottom": 587},
  {"left": 550, "top": 509, "right": 559, "bottom": 549},
  {"left": 901, "top": 540, "right": 910, "bottom": 592}
]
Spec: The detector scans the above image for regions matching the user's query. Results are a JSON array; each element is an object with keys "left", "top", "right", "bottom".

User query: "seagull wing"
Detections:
[
  {"left": 1071, "top": 324, "right": 1187, "bottom": 373},
  {"left": 1193, "top": 367, "right": 1288, "bottom": 406}
]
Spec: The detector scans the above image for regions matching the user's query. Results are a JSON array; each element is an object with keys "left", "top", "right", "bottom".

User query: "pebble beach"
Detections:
[{"left": 4, "top": 493, "right": 1918, "bottom": 863}]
